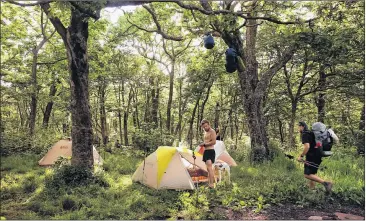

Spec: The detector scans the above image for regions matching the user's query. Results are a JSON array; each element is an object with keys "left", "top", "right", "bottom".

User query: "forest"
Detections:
[{"left": 1, "top": 0, "right": 364, "bottom": 220}]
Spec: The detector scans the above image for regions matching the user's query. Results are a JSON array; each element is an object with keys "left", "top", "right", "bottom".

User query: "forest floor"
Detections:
[{"left": 1, "top": 146, "right": 364, "bottom": 220}]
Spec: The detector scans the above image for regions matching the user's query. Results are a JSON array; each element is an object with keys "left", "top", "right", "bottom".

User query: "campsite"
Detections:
[{"left": 1, "top": 0, "right": 364, "bottom": 220}]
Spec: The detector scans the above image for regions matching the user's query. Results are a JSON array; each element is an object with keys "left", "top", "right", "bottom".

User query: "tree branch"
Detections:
[
  {"left": 2, "top": 0, "right": 50, "bottom": 7},
  {"left": 175, "top": 1, "right": 317, "bottom": 25},
  {"left": 143, "top": 5, "right": 184, "bottom": 41},
  {"left": 37, "top": 57, "right": 67, "bottom": 65},
  {"left": 162, "top": 40, "right": 173, "bottom": 60},
  {"left": 69, "top": 2, "right": 100, "bottom": 20},
  {"left": 40, "top": 3, "right": 67, "bottom": 42},
  {"left": 283, "top": 64, "right": 294, "bottom": 101},
  {"left": 255, "top": 45, "right": 298, "bottom": 98}
]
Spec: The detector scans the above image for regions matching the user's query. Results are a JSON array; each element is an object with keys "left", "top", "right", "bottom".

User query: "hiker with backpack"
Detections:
[{"left": 297, "top": 121, "right": 333, "bottom": 193}]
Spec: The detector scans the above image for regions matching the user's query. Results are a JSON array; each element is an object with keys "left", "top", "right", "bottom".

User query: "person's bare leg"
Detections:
[
  {"left": 305, "top": 174, "right": 333, "bottom": 192},
  {"left": 304, "top": 174, "right": 324, "bottom": 184},
  {"left": 309, "top": 180, "right": 316, "bottom": 189},
  {"left": 206, "top": 160, "right": 214, "bottom": 188}
]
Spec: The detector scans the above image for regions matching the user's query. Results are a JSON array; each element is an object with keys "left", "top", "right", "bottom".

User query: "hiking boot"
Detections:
[{"left": 323, "top": 182, "right": 333, "bottom": 193}]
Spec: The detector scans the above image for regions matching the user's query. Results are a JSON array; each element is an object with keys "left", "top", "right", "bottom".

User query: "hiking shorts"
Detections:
[
  {"left": 203, "top": 149, "right": 215, "bottom": 164},
  {"left": 304, "top": 155, "right": 322, "bottom": 175}
]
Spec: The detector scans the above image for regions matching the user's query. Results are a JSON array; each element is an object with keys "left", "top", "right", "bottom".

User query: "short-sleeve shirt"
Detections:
[{"left": 301, "top": 131, "right": 317, "bottom": 157}]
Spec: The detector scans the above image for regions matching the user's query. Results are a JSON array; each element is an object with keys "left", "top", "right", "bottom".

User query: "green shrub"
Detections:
[
  {"left": 0, "top": 129, "right": 60, "bottom": 156},
  {"left": 45, "top": 165, "right": 109, "bottom": 191},
  {"left": 23, "top": 177, "right": 38, "bottom": 193},
  {"left": 0, "top": 130, "right": 32, "bottom": 156},
  {"left": 132, "top": 123, "right": 175, "bottom": 153},
  {"left": 61, "top": 195, "right": 79, "bottom": 211}
]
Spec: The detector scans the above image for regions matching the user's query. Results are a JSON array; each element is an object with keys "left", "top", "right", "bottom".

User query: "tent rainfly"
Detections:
[{"left": 38, "top": 139, "right": 103, "bottom": 166}]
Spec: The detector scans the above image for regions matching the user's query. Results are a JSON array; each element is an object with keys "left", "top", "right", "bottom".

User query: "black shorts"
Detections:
[
  {"left": 304, "top": 155, "right": 322, "bottom": 175},
  {"left": 203, "top": 149, "right": 215, "bottom": 163}
]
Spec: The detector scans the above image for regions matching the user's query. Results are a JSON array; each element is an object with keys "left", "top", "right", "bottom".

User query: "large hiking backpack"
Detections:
[
  {"left": 312, "top": 122, "right": 333, "bottom": 157},
  {"left": 203, "top": 34, "right": 215, "bottom": 49},
  {"left": 225, "top": 47, "right": 237, "bottom": 73}
]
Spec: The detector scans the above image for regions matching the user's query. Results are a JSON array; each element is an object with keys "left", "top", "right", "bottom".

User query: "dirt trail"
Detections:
[{"left": 215, "top": 203, "right": 365, "bottom": 220}]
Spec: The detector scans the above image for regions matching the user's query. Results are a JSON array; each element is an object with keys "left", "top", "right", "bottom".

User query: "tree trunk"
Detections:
[
  {"left": 123, "top": 111, "right": 129, "bottom": 145},
  {"left": 42, "top": 81, "right": 58, "bottom": 128},
  {"left": 166, "top": 60, "right": 175, "bottom": 133},
  {"left": 196, "top": 100, "right": 201, "bottom": 141},
  {"left": 29, "top": 13, "right": 54, "bottom": 136},
  {"left": 99, "top": 79, "right": 107, "bottom": 146},
  {"left": 288, "top": 101, "right": 297, "bottom": 148},
  {"left": 317, "top": 65, "right": 326, "bottom": 123},
  {"left": 118, "top": 83, "right": 123, "bottom": 143},
  {"left": 29, "top": 50, "right": 39, "bottom": 137},
  {"left": 199, "top": 84, "right": 213, "bottom": 123},
  {"left": 171, "top": 115, "right": 175, "bottom": 134},
  {"left": 17, "top": 101, "right": 24, "bottom": 127},
  {"left": 187, "top": 98, "right": 200, "bottom": 148},
  {"left": 356, "top": 103, "right": 365, "bottom": 154},
  {"left": 67, "top": 9, "right": 94, "bottom": 168},
  {"left": 277, "top": 118, "right": 284, "bottom": 144},
  {"left": 214, "top": 102, "right": 220, "bottom": 130},
  {"left": 235, "top": 112, "right": 239, "bottom": 146},
  {"left": 151, "top": 78, "right": 159, "bottom": 128},
  {"left": 219, "top": 16, "right": 295, "bottom": 161},
  {"left": 144, "top": 90, "right": 151, "bottom": 123},
  {"left": 175, "top": 80, "right": 189, "bottom": 141},
  {"left": 175, "top": 79, "right": 183, "bottom": 139},
  {"left": 134, "top": 88, "right": 140, "bottom": 129},
  {"left": 359, "top": 103, "right": 365, "bottom": 131},
  {"left": 124, "top": 89, "right": 133, "bottom": 146}
]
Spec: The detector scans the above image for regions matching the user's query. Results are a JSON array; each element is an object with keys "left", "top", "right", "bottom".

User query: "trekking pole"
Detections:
[
  {"left": 189, "top": 136, "right": 199, "bottom": 206},
  {"left": 299, "top": 159, "right": 326, "bottom": 170}
]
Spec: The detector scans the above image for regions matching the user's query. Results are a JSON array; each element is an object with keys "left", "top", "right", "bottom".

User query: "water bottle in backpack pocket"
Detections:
[{"left": 312, "top": 122, "right": 334, "bottom": 157}]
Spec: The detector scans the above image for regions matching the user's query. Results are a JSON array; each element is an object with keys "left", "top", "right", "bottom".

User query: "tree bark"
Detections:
[
  {"left": 132, "top": 88, "right": 140, "bottom": 129},
  {"left": 41, "top": 3, "right": 95, "bottom": 168},
  {"left": 214, "top": 102, "right": 220, "bottom": 130},
  {"left": 317, "top": 65, "right": 326, "bottom": 123},
  {"left": 166, "top": 59, "right": 175, "bottom": 133},
  {"left": 277, "top": 118, "right": 284, "bottom": 144},
  {"left": 288, "top": 101, "right": 297, "bottom": 148},
  {"left": 42, "top": 80, "right": 58, "bottom": 128},
  {"left": 17, "top": 101, "right": 25, "bottom": 127},
  {"left": 98, "top": 78, "right": 108, "bottom": 145},
  {"left": 359, "top": 103, "right": 365, "bottom": 131},
  {"left": 29, "top": 52, "right": 38, "bottom": 137},
  {"left": 67, "top": 9, "right": 93, "bottom": 168},
  {"left": 196, "top": 100, "right": 201, "bottom": 141},
  {"left": 151, "top": 78, "right": 159, "bottom": 128},
  {"left": 144, "top": 90, "right": 151, "bottom": 123},
  {"left": 175, "top": 79, "right": 183, "bottom": 139},
  {"left": 356, "top": 103, "right": 365, "bottom": 154},
  {"left": 219, "top": 15, "right": 296, "bottom": 161},
  {"left": 124, "top": 88, "right": 133, "bottom": 146},
  {"left": 187, "top": 97, "right": 200, "bottom": 148},
  {"left": 118, "top": 83, "right": 123, "bottom": 143},
  {"left": 199, "top": 84, "right": 213, "bottom": 123}
]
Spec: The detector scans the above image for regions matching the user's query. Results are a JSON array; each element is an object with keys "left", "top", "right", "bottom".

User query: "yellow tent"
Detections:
[{"left": 132, "top": 146, "right": 208, "bottom": 190}]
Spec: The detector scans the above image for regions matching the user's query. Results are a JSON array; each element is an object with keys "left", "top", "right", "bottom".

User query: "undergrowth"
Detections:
[{"left": 0, "top": 143, "right": 364, "bottom": 220}]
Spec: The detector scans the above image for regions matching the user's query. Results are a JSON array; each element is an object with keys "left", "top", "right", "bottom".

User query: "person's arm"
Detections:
[
  {"left": 298, "top": 143, "right": 310, "bottom": 162},
  {"left": 298, "top": 133, "right": 310, "bottom": 162}
]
